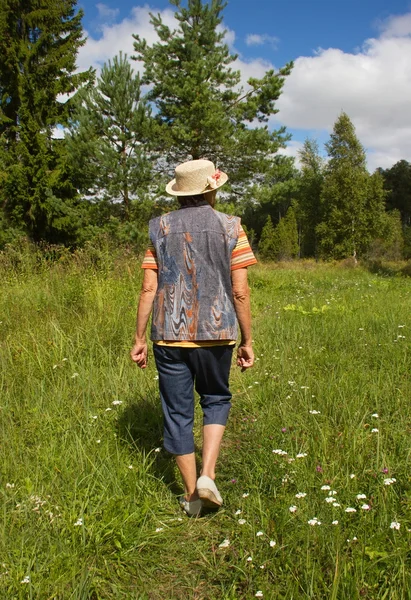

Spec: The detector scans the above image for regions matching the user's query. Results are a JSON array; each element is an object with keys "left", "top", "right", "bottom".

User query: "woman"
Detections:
[{"left": 131, "top": 159, "right": 256, "bottom": 516}]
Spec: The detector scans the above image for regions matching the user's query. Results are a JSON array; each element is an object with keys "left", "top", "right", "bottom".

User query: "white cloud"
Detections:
[
  {"left": 96, "top": 3, "right": 120, "bottom": 22},
  {"left": 234, "top": 56, "right": 274, "bottom": 87},
  {"left": 378, "top": 12, "right": 411, "bottom": 38},
  {"left": 246, "top": 33, "right": 279, "bottom": 49},
  {"left": 277, "top": 140, "right": 304, "bottom": 168},
  {"left": 218, "top": 23, "right": 236, "bottom": 47},
  {"left": 275, "top": 12, "right": 411, "bottom": 170},
  {"left": 77, "top": 6, "right": 177, "bottom": 74}
]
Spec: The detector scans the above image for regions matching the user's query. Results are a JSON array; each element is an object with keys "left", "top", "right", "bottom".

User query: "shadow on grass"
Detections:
[
  {"left": 116, "top": 394, "right": 215, "bottom": 516},
  {"left": 116, "top": 393, "right": 182, "bottom": 495}
]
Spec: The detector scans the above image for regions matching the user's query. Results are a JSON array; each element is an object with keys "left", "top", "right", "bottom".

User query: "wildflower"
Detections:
[
  {"left": 255, "top": 592, "right": 263, "bottom": 598},
  {"left": 74, "top": 518, "right": 83, "bottom": 526},
  {"left": 361, "top": 504, "right": 371, "bottom": 510},
  {"left": 260, "top": 564, "right": 265, "bottom": 569},
  {"left": 96, "top": 439, "right": 101, "bottom": 444},
  {"left": 359, "top": 328, "right": 364, "bottom": 331},
  {"left": 384, "top": 478, "right": 396, "bottom": 485},
  {"left": 308, "top": 517, "right": 321, "bottom": 526},
  {"left": 91, "top": 415, "right": 97, "bottom": 420},
  {"left": 128, "top": 465, "right": 133, "bottom": 469},
  {"left": 235, "top": 509, "right": 242, "bottom": 515},
  {"left": 356, "top": 494, "right": 367, "bottom": 500},
  {"left": 321, "top": 485, "right": 331, "bottom": 491},
  {"left": 371, "top": 413, "right": 379, "bottom": 418},
  {"left": 155, "top": 527, "right": 163, "bottom": 532},
  {"left": 269, "top": 540, "right": 276, "bottom": 547},
  {"left": 371, "top": 428, "right": 379, "bottom": 433},
  {"left": 112, "top": 400, "right": 122, "bottom": 406},
  {"left": 231, "top": 479, "right": 237, "bottom": 484},
  {"left": 5, "top": 483, "right": 14, "bottom": 489},
  {"left": 218, "top": 539, "right": 230, "bottom": 548},
  {"left": 382, "top": 467, "right": 389, "bottom": 474},
  {"left": 390, "top": 522, "right": 400, "bottom": 530},
  {"left": 105, "top": 407, "right": 112, "bottom": 412},
  {"left": 21, "top": 576, "right": 30, "bottom": 584},
  {"left": 328, "top": 490, "right": 337, "bottom": 496},
  {"left": 332, "top": 503, "right": 341, "bottom": 508},
  {"left": 238, "top": 519, "right": 246, "bottom": 525},
  {"left": 398, "top": 325, "right": 405, "bottom": 328},
  {"left": 154, "top": 375, "right": 159, "bottom": 380},
  {"left": 242, "top": 492, "right": 249, "bottom": 498},
  {"left": 350, "top": 474, "right": 356, "bottom": 479},
  {"left": 295, "top": 492, "right": 307, "bottom": 499},
  {"left": 71, "top": 373, "right": 79, "bottom": 378},
  {"left": 256, "top": 531, "right": 264, "bottom": 536},
  {"left": 62, "top": 357, "right": 68, "bottom": 361},
  {"left": 247, "top": 556, "right": 253, "bottom": 562},
  {"left": 316, "top": 465, "right": 323, "bottom": 472},
  {"left": 272, "top": 449, "right": 288, "bottom": 455},
  {"left": 281, "top": 427, "right": 287, "bottom": 433},
  {"left": 296, "top": 453, "right": 307, "bottom": 458},
  {"left": 289, "top": 505, "right": 297, "bottom": 513},
  {"left": 154, "top": 447, "right": 161, "bottom": 453},
  {"left": 345, "top": 507, "right": 356, "bottom": 513},
  {"left": 332, "top": 520, "right": 339, "bottom": 525},
  {"left": 309, "top": 410, "right": 321, "bottom": 415},
  {"left": 325, "top": 497, "right": 335, "bottom": 503}
]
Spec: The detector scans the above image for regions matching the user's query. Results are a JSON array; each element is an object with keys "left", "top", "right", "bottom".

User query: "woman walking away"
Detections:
[{"left": 131, "top": 159, "right": 257, "bottom": 516}]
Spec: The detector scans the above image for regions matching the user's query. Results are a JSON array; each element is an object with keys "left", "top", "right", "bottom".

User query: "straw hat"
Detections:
[{"left": 165, "top": 159, "right": 228, "bottom": 196}]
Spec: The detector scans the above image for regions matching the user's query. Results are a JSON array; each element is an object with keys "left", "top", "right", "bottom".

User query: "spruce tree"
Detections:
[
  {"left": 380, "top": 160, "right": 411, "bottom": 226},
  {"left": 258, "top": 215, "right": 276, "bottom": 260},
  {"left": 241, "top": 155, "right": 298, "bottom": 240},
  {"left": 66, "top": 53, "right": 153, "bottom": 219},
  {"left": 297, "top": 139, "right": 324, "bottom": 257},
  {"left": 132, "top": 0, "right": 292, "bottom": 191},
  {"left": 0, "top": 0, "right": 92, "bottom": 242},
  {"left": 317, "top": 113, "right": 385, "bottom": 260}
]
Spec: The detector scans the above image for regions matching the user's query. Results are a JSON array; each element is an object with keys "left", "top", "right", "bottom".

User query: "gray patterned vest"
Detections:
[{"left": 149, "top": 203, "right": 240, "bottom": 341}]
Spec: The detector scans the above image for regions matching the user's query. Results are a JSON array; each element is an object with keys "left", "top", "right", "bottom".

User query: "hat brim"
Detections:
[{"left": 165, "top": 171, "right": 228, "bottom": 196}]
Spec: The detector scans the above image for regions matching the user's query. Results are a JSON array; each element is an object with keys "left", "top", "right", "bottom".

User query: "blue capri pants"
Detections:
[{"left": 153, "top": 344, "right": 234, "bottom": 455}]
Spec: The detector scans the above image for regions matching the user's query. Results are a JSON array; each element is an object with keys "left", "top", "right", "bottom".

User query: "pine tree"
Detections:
[
  {"left": 297, "top": 138, "right": 324, "bottom": 257},
  {"left": 66, "top": 53, "right": 153, "bottom": 219},
  {"left": 132, "top": 0, "right": 292, "bottom": 191},
  {"left": 0, "top": 0, "right": 92, "bottom": 242},
  {"left": 317, "top": 113, "right": 385, "bottom": 260}
]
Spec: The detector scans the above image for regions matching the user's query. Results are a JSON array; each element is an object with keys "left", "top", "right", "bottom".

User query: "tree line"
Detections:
[{"left": 0, "top": 0, "right": 410, "bottom": 261}]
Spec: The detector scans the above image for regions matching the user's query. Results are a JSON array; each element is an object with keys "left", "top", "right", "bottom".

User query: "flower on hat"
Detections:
[{"left": 207, "top": 169, "right": 222, "bottom": 189}]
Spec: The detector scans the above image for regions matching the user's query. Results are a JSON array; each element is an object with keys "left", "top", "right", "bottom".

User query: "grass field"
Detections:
[{"left": 1, "top": 249, "right": 411, "bottom": 599}]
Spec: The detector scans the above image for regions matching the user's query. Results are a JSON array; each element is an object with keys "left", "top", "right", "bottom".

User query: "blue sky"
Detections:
[{"left": 75, "top": 0, "right": 411, "bottom": 170}]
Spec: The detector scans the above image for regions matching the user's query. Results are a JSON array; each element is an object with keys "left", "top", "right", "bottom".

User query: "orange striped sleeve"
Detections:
[
  {"left": 231, "top": 225, "right": 257, "bottom": 270},
  {"left": 141, "top": 242, "right": 158, "bottom": 270}
]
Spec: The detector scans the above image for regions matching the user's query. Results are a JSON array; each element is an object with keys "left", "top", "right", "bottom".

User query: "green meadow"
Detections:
[{"left": 1, "top": 249, "right": 411, "bottom": 599}]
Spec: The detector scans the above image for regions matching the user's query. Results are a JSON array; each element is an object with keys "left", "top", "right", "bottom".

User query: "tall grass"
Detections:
[{"left": 1, "top": 250, "right": 410, "bottom": 599}]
